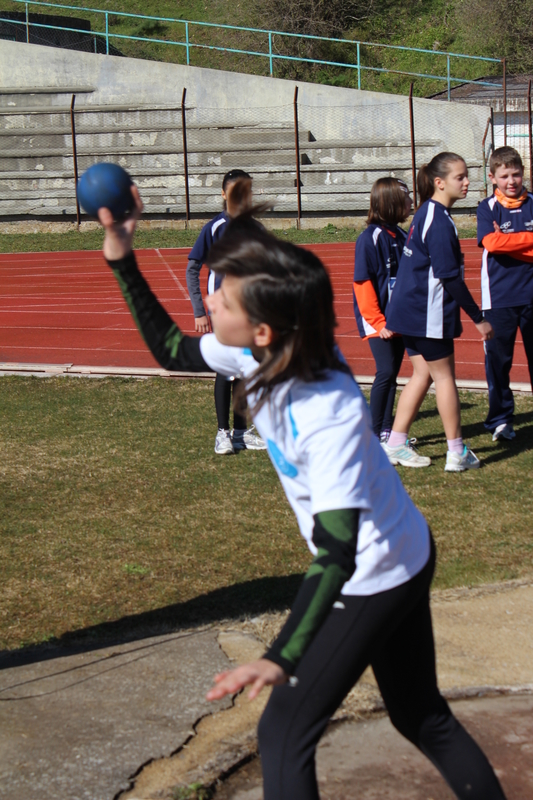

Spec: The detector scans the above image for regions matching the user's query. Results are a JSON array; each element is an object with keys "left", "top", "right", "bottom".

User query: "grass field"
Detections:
[
  {"left": 0, "top": 223, "right": 479, "bottom": 253},
  {"left": 1, "top": 376, "right": 533, "bottom": 653},
  {"left": 0, "top": 226, "right": 359, "bottom": 254}
]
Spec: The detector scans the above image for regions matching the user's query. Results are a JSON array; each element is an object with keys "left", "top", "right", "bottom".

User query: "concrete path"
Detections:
[
  {"left": 1, "top": 580, "right": 532, "bottom": 800},
  {"left": 0, "top": 629, "right": 232, "bottom": 800}
]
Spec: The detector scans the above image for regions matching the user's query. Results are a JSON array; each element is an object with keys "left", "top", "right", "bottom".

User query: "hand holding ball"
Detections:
[{"left": 78, "top": 162, "right": 134, "bottom": 219}]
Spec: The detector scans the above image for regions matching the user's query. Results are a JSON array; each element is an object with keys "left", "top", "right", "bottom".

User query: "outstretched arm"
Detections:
[
  {"left": 207, "top": 508, "right": 360, "bottom": 700},
  {"left": 99, "top": 189, "right": 210, "bottom": 373}
]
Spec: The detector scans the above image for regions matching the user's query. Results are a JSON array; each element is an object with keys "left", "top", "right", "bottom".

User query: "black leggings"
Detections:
[
  {"left": 258, "top": 542, "right": 506, "bottom": 800},
  {"left": 214, "top": 373, "right": 247, "bottom": 431},
  {"left": 368, "top": 336, "right": 405, "bottom": 435}
]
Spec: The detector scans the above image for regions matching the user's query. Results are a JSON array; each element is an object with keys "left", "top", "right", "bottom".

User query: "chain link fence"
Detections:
[
  {"left": 491, "top": 83, "right": 533, "bottom": 190},
  {"left": 0, "top": 85, "right": 530, "bottom": 223}
]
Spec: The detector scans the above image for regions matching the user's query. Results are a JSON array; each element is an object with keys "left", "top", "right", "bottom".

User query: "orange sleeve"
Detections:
[
  {"left": 482, "top": 231, "right": 533, "bottom": 262},
  {"left": 353, "top": 280, "right": 386, "bottom": 335}
]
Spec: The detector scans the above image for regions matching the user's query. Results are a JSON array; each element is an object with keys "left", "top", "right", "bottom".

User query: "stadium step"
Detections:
[
  {"left": 0, "top": 90, "right": 486, "bottom": 220},
  {"left": 0, "top": 86, "right": 95, "bottom": 109}
]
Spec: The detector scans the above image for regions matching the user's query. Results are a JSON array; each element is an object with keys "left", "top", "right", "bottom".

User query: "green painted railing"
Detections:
[{"left": 0, "top": 0, "right": 503, "bottom": 99}]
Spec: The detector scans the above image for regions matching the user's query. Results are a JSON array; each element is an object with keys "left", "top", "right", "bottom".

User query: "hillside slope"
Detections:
[{"left": 0, "top": 0, "right": 511, "bottom": 94}]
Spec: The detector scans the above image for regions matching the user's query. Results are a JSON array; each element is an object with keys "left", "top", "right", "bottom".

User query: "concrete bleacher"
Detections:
[{"left": 0, "top": 41, "right": 491, "bottom": 221}]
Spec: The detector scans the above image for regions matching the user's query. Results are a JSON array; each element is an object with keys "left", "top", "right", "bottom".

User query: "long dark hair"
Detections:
[
  {"left": 417, "top": 152, "right": 466, "bottom": 204},
  {"left": 205, "top": 215, "right": 350, "bottom": 409}
]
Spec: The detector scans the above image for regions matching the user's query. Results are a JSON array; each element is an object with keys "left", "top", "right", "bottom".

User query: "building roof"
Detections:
[{"left": 429, "top": 74, "right": 533, "bottom": 105}]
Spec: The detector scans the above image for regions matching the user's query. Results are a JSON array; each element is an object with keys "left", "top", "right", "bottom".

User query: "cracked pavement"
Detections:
[{"left": 1, "top": 580, "right": 532, "bottom": 799}]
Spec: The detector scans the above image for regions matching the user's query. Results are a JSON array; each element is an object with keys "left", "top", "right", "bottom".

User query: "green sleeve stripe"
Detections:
[
  {"left": 114, "top": 270, "right": 184, "bottom": 357},
  {"left": 114, "top": 270, "right": 147, "bottom": 345},
  {"left": 280, "top": 564, "right": 347, "bottom": 665},
  {"left": 164, "top": 324, "right": 184, "bottom": 358},
  {"left": 317, "top": 509, "right": 356, "bottom": 543}
]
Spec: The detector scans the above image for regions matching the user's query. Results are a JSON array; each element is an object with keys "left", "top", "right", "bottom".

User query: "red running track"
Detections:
[{"left": 0, "top": 241, "right": 530, "bottom": 384}]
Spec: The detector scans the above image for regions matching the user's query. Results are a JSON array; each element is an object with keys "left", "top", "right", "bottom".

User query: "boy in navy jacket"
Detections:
[{"left": 477, "top": 147, "right": 533, "bottom": 440}]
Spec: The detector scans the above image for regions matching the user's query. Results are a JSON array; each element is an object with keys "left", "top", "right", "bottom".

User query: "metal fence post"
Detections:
[
  {"left": 268, "top": 31, "right": 273, "bottom": 76},
  {"left": 185, "top": 21, "right": 190, "bottom": 65},
  {"left": 105, "top": 11, "right": 109, "bottom": 55},
  {"left": 357, "top": 42, "right": 361, "bottom": 90},
  {"left": 70, "top": 94, "right": 81, "bottom": 229},
  {"left": 25, "top": 2, "right": 29, "bottom": 43},
  {"left": 490, "top": 107, "right": 495, "bottom": 193},
  {"left": 181, "top": 88, "right": 191, "bottom": 227},
  {"left": 409, "top": 83, "right": 417, "bottom": 208},
  {"left": 482, "top": 116, "right": 491, "bottom": 197},
  {"left": 447, "top": 55, "right": 451, "bottom": 101},
  {"left": 527, "top": 78, "right": 533, "bottom": 192},
  {"left": 503, "top": 57, "right": 507, "bottom": 146},
  {"left": 294, "top": 86, "right": 302, "bottom": 229}
]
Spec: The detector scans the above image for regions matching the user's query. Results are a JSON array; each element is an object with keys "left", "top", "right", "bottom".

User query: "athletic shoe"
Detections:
[
  {"left": 233, "top": 425, "right": 267, "bottom": 451},
  {"left": 381, "top": 438, "right": 431, "bottom": 468},
  {"left": 492, "top": 423, "right": 516, "bottom": 442},
  {"left": 215, "top": 429, "right": 234, "bottom": 455},
  {"left": 444, "top": 445, "right": 480, "bottom": 472},
  {"left": 379, "top": 430, "right": 391, "bottom": 443}
]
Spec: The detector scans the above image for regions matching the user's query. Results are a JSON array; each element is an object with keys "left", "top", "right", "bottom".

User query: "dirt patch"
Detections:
[
  {"left": 121, "top": 578, "right": 533, "bottom": 799},
  {"left": 215, "top": 695, "right": 533, "bottom": 799}
]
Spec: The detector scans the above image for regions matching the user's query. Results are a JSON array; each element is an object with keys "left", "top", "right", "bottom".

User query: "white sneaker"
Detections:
[
  {"left": 445, "top": 445, "right": 480, "bottom": 472},
  {"left": 233, "top": 425, "right": 267, "bottom": 451},
  {"left": 215, "top": 429, "right": 234, "bottom": 455},
  {"left": 381, "top": 438, "right": 431, "bottom": 467},
  {"left": 492, "top": 423, "right": 516, "bottom": 442}
]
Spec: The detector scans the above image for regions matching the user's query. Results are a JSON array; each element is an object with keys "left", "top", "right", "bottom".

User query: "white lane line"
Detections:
[{"left": 155, "top": 248, "right": 189, "bottom": 300}]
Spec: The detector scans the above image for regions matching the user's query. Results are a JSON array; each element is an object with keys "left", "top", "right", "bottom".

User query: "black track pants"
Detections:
[
  {"left": 483, "top": 304, "right": 533, "bottom": 431},
  {"left": 368, "top": 336, "right": 405, "bottom": 435},
  {"left": 214, "top": 373, "right": 247, "bottom": 430},
  {"left": 258, "top": 542, "right": 506, "bottom": 800}
]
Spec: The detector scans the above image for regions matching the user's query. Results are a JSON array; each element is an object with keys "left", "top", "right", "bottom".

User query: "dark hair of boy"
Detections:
[
  {"left": 225, "top": 175, "right": 254, "bottom": 218},
  {"left": 222, "top": 169, "right": 252, "bottom": 192},
  {"left": 417, "top": 152, "right": 466, "bottom": 205},
  {"left": 206, "top": 214, "right": 350, "bottom": 408},
  {"left": 489, "top": 146, "right": 523, "bottom": 176},
  {"left": 366, "top": 178, "right": 409, "bottom": 226}
]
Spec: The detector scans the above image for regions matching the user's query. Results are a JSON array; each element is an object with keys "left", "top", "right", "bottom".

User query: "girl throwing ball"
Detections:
[
  {"left": 98, "top": 184, "right": 506, "bottom": 800},
  {"left": 384, "top": 152, "right": 494, "bottom": 471}
]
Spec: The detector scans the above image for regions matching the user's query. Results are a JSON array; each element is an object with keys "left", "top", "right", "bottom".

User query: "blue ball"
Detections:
[{"left": 78, "top": 162, "right": 134, "bottom": 219}]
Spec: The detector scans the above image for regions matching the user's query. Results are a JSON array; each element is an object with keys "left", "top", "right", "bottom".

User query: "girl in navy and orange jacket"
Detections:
[{"left": 353, "top": 178, "right": 412, "bottom": 440}]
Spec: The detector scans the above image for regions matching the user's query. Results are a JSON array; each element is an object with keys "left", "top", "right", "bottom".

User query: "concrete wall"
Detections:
[
  {"left": 0, "top": 40, "right": 490, "bottom": 159},
  {"left": 0, "top": 41, "right": 493, "bottom": 220}
]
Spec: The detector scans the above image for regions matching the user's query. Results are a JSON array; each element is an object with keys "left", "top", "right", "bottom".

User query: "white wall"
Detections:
[{"left": 1, "top": 40, "right": 490, "bottom": 159}]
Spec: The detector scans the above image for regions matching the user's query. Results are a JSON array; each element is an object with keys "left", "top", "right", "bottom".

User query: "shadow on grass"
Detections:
[
  {"left": 413, "top": 407, "right": 533, "bottom": 453},
  {"left": 0, "top": 573, "right": 304, "bottom": 670},
  {"left": 402, "top": 402, "right": 477, "bottom": 443},
  {"left": 461, "top": 409, "right": 533, "bottom": 466}
]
